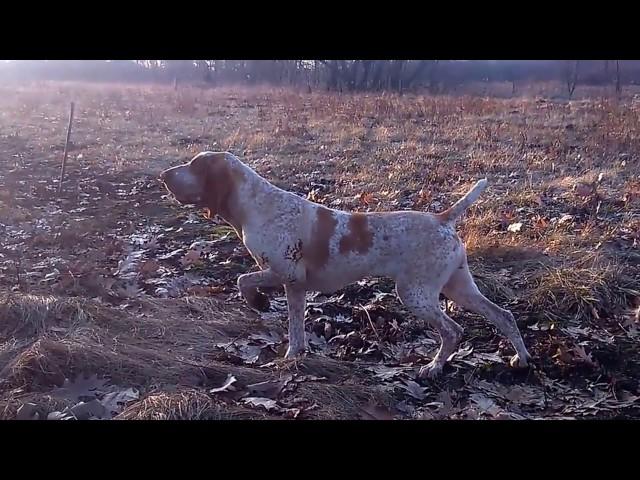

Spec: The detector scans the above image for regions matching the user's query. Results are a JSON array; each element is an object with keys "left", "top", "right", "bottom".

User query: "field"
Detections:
[{"left": 0, "top": 82, "right": 639, "bottom": 420}]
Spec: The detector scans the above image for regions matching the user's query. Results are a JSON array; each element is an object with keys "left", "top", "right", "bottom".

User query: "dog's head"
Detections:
[{"left": 160, "top": 151, "right": 242, "bottom": 219}]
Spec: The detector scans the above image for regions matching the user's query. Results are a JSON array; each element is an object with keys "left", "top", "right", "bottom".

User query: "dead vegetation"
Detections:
[{"left": 0, "top": 82, "right": 639, "bottom": 419}]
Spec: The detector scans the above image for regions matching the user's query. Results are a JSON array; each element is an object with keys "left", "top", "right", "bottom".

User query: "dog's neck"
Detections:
[
  {"left": 217, "top": 154, "right": 308, "bottom": 239},
  {"left": 211, "top": 155, "right": 272, "bottom": 235},
  {"left": 211, "top": 191, "right": 244, "bottom": 235}
]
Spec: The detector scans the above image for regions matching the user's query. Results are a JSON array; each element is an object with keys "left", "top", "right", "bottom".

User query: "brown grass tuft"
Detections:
[
  {"left": 117, "top": 389, "right": 269, "bottom": 420},
  {"left": 527, "top": 256, "right": 639, "bottom": 323}
]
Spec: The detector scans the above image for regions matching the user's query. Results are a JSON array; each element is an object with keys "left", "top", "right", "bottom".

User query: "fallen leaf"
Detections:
[
  {"left": 113, "top": 282, "right": 143, "bottom": 299},
  {"left": 139, "top": 259, "right": 160, "bottom": 276},
  {"left": 575, "top": 182, "right": 596, "bottom": 198},
  {"left": 558, "top": 214, "right": 574, "bottom": 225},
  {"left": 505, "top": 388, "right": 525, "bottom": 404},
  {"left": 324, "top": 322, "right": 334, "bottom": 339},
  {"left": 179, "top": 248, "right": 202, "bottom": 267},
  {"left": 100, "top": 388, "right": 139, "bottom": 416},
  {"left": 242, "top": 397, "right": 279, "bottom": 411},
  {"left": 157, "top": 248, "right": 185, "bottom": 260},
  {"left": 47, "top": 411, "right": 75, "bottom": 421},
  {"left": 358, "top": 192, "right": 375, "bottom": 206},
  {"left": 189, "top": 240, "right": 218, "bottom": 251},
  {"left": 360, "top": 401, "right": 394, "bottom": 420},
  {"left": 144, "top": 236, "right": 160, "bottom": 252},
  {"left": 246, "top": 377, "right": 290, "bottom": 399},
  {"left": 52, "top": 374, "right": 110, "bottom": 402},
  {"left": 16, "top": 403, "right": 40, "bottom": 420},
  {"left": 472, "top": 351, "right": 505, "bottom": 364},
  {"left": 507, "top": 222, "right": 523, "bottom": 233},
  {"left": 532, "top": 215, "right": 549, "bottom": 230},
  {"left": 186, "top": 285, "right": 225, "bottom": 296},
  {"left": 504, "top": 386, "right": 545, "bottom": 407},
  {"left": 69, "top": 399, "right": 108, "bottom": 420},
  {"left": 346, "top": 331, "right": 363, "bottom": 348},
  {"left": 437, "top": 390, "right": 456, "bottom": 418},
  {"left": 293, "top": 375, "right": 327, "bottom": 383},
  {"left": 552, "top": 345, "right": 573, "bottom": 364},
  {"left": 495, "top": 411, "right": 527, "bottom": 420},
  {"left": 248, "top": 331, "right": 283, "bottom": 345},
  {"left": 237, "top": 343, "right": 266, "bottom": 364},
  {"left": 209, "top": 374, "right": 238, "bottom": 393},
  {"left": 562, "top": 325, "right": 591, "bottom": 338},
  {"left": 400, "top": 380, "right": 427, "bottom": 400},
  {"left": 367, "top": 365, "right": 411, "bottom": 381},
  {"left": 155, "top": 287, "right": 170, "bottom": 297},
  {"left": 571, "top": 344, "right": 597, "bottom": 367},
  {"left": 115, "top": 249, "right": 144, "bottom": 278},
  {"left": 448, "top": 344, "right": 473, "bottom": 361},
  {"left": 470, "top": 393, "right": 502, "bottom": 417},
  {"left": 328, "top": 334, "right": 347, "bottom": 344},
  {"left": 282, "top": 407, "right": 302, "bottom": 419}
]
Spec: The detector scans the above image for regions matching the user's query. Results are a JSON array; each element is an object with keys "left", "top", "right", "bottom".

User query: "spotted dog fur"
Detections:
[{"left": 160, "top": 152, "right": 531, "bottom": 378}]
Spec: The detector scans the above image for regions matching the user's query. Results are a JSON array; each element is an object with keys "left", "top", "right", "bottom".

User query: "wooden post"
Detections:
[{"left": 57, "top": 101, "right": 75, "bottom": 196}]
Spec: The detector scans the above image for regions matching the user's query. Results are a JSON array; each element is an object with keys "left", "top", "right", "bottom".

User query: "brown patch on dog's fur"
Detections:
[
  {"left": 339, "top": 213, "right": 373, "bottom": 255},
  {"left": 195, "top": 153, "right": 246, "bottom": 231},
  {"left": 303, "top": 207, "right": 337, "bottom": 272}
]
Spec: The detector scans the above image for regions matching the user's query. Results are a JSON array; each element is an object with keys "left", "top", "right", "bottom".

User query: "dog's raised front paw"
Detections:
[{"left": 245, "top": 291, "right": 271, "bottom": 312}]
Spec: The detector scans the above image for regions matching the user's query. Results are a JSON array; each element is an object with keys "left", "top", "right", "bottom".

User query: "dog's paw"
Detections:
[
  {"left": 245, "top": 291, "right": 271, "bottom": 312},
  {"left": 418, "top": 361, "right": 443, "bottom": 379},
  {"left": 509, "top": 352, "right": 531, "bottom": 368},
  {"left": 284, "top": 345, "right": 306, "bottom": 359}
]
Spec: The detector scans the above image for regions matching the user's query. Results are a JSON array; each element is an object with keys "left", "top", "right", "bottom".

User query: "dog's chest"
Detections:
[{"left": 241, "top": 225, "right": 291, "bottom": 266}]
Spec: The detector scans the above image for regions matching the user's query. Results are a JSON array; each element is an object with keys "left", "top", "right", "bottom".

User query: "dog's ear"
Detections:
[
  {"left": 190, "top": 152, "right": 228, "bottom": 180},
  {"left": 189, "top": 152, "right": 214, "bottom": 176},
  {"left": 192, "top": 153, "right": 236, "bottom": 219}
]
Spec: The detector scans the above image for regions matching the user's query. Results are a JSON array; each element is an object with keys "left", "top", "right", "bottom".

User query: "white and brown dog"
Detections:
[{"left": 160, "top": 152, "right": 531, "bottom": 378}]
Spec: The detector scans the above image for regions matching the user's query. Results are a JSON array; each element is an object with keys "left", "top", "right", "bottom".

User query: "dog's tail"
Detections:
[{"left": 437, "top": 179, "right": 488, "bottom": 224}]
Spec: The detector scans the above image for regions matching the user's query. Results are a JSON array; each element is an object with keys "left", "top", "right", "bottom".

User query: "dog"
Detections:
[{"left": 160, "top": 151, "right": 531, "bottom": 378}]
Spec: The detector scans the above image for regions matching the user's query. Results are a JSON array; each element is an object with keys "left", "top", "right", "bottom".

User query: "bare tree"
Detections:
[
  {"left": 565, "top": 60, "right": 580, "bottom": 98},
  {"left": 369, "top": 61, "right": 387, "bottom": 90},
  {"left": 505, "top": 63, "right": 520, "bottom": 96},
  {"left": 389, "top": 60, "right": 406, "bottom": 92},
  {"left": 404, "top": 61, "right": 430, "bottom": 89},
  {"left": 358, "top": 60, "right": 374, "bottom": 89},
  {"left": 18, "top": 60, "right": 640, "bottom": 95}
]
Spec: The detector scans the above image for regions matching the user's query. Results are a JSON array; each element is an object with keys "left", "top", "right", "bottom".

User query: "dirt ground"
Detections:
[{"left": 0, "top": 82, "right": 639, "bottom": 420}]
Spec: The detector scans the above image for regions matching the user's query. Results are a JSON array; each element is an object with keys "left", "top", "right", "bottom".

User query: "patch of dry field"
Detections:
[{"left": 0, "top": 82, "right": 639, "bottom": 419}]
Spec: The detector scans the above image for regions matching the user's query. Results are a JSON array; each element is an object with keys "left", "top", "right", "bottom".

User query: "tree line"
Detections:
[{"left": 3, "top": 60, "right": 638, "bottom": 97}]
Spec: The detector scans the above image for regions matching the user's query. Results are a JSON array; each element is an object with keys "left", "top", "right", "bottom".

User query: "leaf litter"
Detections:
[
  {"left": 2, "top": 84, "right": 640, "bottom": 420},
  {"left": 48, "top": 374, "right": 139, "bottom": 419}
]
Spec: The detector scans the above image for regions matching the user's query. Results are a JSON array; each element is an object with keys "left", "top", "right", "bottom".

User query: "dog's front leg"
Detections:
[
  {"left": 237, "top": 269, "right": 281, "bottom": 311},
  {"left": 284, "top": 284, "right": 307, "bottom": 358}
]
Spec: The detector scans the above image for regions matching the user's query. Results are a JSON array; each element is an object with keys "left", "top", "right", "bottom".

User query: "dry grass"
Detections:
[
  {"left": 117, "top": 389, "right": 268, "bottom": 420},
  {"left": 526, "top": 256, "right": 640, "bottom": 323},
  {"left": 1, "top": 81, "right": 639, "bottom": 419},
  {"left": 0, "top": 294, "right": 96, "bottom": 339},
  {"left": 0, "top": 292, "right": 390, "bottom": 419}
]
